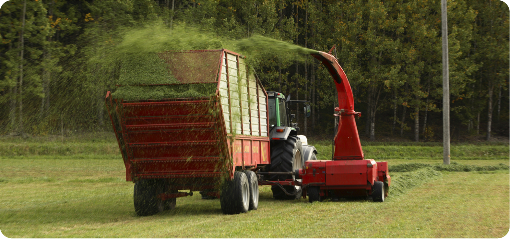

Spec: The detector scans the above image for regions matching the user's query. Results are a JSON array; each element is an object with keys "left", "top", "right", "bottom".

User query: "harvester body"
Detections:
[{"left": 299, "top": 50, "right": 391, "bottom": 202}]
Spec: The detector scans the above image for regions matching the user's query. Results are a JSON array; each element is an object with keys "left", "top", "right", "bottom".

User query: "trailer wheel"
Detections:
[
  {"left": 308, "top": 186, "right": 321, "bottom": 203},
  {"left": 164, "top": 190, "right": 177, "bottom": 210},
  {"left": 372, "top": 181, "right": 385, "bottom": 202},
  {"left": 134, "top": 179, "right": 165, "bottom": 216},
  {"left": 245, "top": 171, "right": 259, "bottom": 210},
  {"left": 220, "top": 171, "right": 250, "bottom": 214}
]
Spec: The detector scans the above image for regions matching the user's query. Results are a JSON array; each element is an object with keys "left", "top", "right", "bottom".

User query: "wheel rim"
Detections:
[
  {"left": 242, "top": 181, "right": 249, "bottom": 209},
  {"left": 252, "top": 179, "right": 258, "bottom": 205},
  {"left": 381, "top": 184, "right": 385, "bottom": 201}
]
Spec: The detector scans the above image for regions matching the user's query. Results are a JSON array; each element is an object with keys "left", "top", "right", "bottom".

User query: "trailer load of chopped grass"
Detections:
[
  {"left": 111, "top": 83, "right": 217, "bottom": 101},
  {"left": 111, "top": 52, "right": 217, "bottom": 101},
  {"left": 109, "top": 23, "right": 225, "bottom": 101},
  {"left": 117, "top": 53, "right": 179, "bottom": 86}
]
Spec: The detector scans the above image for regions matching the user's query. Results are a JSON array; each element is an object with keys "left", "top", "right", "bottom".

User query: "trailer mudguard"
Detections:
[{"left": 269, "top": 126, "right": 293, "bottom": 141}]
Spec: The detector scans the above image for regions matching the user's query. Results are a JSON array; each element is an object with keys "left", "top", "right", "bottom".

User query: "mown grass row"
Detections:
[
  {"left": 313, "top": 143, "right": 509, "bottom": 160},
  {"left": 389, "top": 161, "right": 510, "bottom": 172},
  {"left": 387, "top": 161, "right": 509, "bottom": 198}
]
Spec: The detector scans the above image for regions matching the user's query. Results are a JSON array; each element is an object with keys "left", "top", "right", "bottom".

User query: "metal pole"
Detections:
[{"left": 442, "top": 0, "right": 450, "bottom": 165}]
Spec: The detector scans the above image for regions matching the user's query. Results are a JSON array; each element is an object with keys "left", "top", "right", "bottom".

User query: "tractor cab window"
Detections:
[
  {"left": 268, "top": 98, "right": 276, "bottom": 127},
  {"left": 279, "top": 99, "right": 287, "bottom": 126}
]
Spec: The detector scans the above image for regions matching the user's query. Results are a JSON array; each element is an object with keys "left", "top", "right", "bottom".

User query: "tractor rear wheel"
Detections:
[
  {"left": 372, "top": 181, "right": 385, "bottom": 202},
  {"left": 245, "top": 170, "right": 259, "bottom": 210},
  {"left": 134, "top": 179, "right": 165, "bottom": 216},
  {"left": 220, "top": 171, "right": 250, "bottom": 214},
  {"left": 269, "top": 135, "right": 303, "bottom": 200}
]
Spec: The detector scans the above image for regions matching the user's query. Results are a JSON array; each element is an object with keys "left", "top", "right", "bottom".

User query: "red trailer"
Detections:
[{"left": 106, "top": 49, "right": 270, "bottom": 215}]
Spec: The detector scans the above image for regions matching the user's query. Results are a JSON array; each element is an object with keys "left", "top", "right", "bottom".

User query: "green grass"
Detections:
[
  {"left": 1, "top": 133, "right": 507, "bottom": 161},
  {"left": 0, "top": 136, "right": 508, "bottom": 237}
]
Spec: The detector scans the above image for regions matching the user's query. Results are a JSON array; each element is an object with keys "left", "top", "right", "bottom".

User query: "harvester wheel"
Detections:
[
  {"left": 133, "top": 179, "right": 165, "bottom": 216},
  {"left": 372, "top": 181, "right": 385, "bottom": 202},
  {"left": 269, "top": 135, "right": 303, "bottom": 200},
  {"left": 220, "top": 171, "right": 250, "bottom": 214},
  {"left": 245, "top": 170, "right": 259, "bottom": 210},
  {"left": 307, "top": 186, "right": 321, "bottom": 203}
]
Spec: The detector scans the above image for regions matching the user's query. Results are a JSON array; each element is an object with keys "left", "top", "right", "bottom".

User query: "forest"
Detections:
[{"left": 0, "top": 0, "right": 508, "bottom": 142}]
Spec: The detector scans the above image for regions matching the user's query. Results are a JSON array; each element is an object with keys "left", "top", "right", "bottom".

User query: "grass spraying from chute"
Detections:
[{"left": 102, "top": 22, "right": 318, "bottom": 101}]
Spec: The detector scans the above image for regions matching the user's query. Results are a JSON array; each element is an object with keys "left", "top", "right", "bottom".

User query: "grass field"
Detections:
[{"left": 0, "top": 134, "right": 508, "bottom": 237}]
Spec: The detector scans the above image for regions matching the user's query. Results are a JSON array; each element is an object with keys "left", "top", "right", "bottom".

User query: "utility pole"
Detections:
[{"left": 442, "top": 0, "right": 450, "bottom": 165}]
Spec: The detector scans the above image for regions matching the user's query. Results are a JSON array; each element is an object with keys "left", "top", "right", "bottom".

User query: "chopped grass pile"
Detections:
[
  {"left": 111, "top": 83, "right": 216, "bottom": 101},
  {"left": 109, "top": 22, "right": 228, "bottom": 101},
  {"left": 117, "top": 53, "right": 179, "bottom": 86}
]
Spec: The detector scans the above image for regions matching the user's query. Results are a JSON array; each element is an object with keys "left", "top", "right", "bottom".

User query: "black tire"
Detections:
[
  {"left": 269, "top": 135, "right": 303, "bottom": 200},
  {"left": 308, "top": 186, "right": 321, "bottom": 203},
  {"left": 164, "top": 198, "right": 176, "bottom": 210},
  {"left": 372, "top": 181, "right": 385, "bottom": 202},
  {"left": 134, "top": 179, "right": 165, "bottom": 216},
  {"left": 269, "top": 135, "right": 303, "bottom": 181},
  {"left": 220, "top": 171, "right": 250, "bottom": 214},
  {"left": 245, "top": 170, "right": 259, "bottom": 210},
  {"left": 164, "top": 190, "right": 177, "bottom": 210}
]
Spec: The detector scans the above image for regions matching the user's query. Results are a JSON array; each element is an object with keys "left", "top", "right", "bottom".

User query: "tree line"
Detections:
[{"left": 0, "top": 0, "right": 508, "bottom": 141}]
